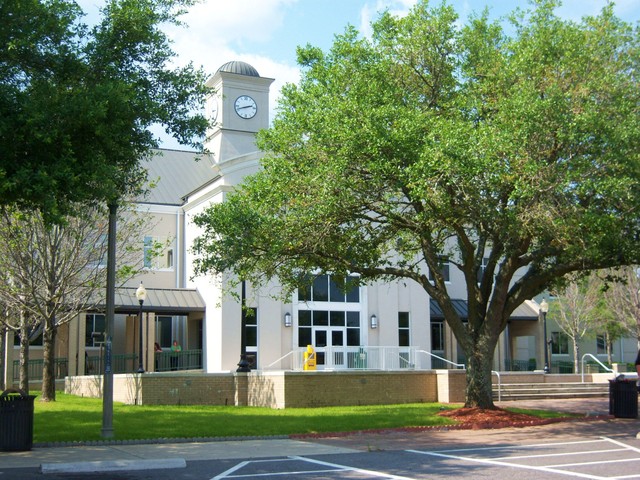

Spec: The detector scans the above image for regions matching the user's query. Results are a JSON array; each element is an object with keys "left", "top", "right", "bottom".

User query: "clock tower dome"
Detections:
[{"left": 205, "top": 61, "right": 274, "bottom": 163}]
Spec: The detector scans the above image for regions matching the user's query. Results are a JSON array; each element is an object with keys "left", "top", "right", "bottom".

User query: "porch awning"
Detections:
[
  {"left": 92, "top": 287, "right": 205, "bottom": 315},
  {"left": 429, "top": 299, "right": 538, "bottom": 321}
]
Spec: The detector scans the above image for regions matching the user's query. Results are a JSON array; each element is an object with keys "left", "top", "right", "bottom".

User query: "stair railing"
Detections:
[{"left": 580, "top": 353, "right": 614, "bottom": 383}]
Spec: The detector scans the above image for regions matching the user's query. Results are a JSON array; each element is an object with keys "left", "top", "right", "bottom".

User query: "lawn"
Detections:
[{"left": 32, "top": 393, "right": 568, "bottom": 443}]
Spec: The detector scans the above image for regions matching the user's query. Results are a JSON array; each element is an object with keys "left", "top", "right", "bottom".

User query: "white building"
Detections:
[{"left": 5, "top": 61, "right": 635, "bottom": 389}]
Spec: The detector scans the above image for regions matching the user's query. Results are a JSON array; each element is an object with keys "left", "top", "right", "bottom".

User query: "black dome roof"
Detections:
[{"left": 217, "top": 61, "right": 259, "bottom": 77}]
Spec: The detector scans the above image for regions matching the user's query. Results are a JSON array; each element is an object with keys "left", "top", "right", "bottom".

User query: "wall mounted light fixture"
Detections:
[
  {"left": 284, "top": 312, "right": 292, "bottom": 327},
  {"left": 370, "top": 314, "right": 378, "bottom": 329}
]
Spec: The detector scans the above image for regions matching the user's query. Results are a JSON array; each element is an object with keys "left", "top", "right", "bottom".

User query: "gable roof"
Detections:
[{"left": 140, "top": 149, "right": 219, "bottom": 206}]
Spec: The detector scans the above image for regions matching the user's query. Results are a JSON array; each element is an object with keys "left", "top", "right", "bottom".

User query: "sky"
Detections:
[{"left": 76, "top": 0, "right": 640, "bottom": 149}]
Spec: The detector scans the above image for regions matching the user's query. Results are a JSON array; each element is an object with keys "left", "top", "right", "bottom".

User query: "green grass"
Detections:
[{"left": 32, "top": 393, "right": 569, "bottom": 443}]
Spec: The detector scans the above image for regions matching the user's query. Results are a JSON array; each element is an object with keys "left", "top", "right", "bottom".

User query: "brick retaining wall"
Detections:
[{"left": 66, "top": 370, "right": 441, "bottom": 407}]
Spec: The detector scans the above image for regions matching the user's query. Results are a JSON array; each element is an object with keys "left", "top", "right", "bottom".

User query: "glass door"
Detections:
[{"left": 314, "top": 327, "right": 346, "bottom": 369}]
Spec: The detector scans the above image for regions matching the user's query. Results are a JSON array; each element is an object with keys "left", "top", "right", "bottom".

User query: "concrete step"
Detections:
[{"left": 492, "top": 382, "right": 610, "bottom": 401}]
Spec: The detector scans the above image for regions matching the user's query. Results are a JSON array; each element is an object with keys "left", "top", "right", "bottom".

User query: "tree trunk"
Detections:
[
  {"left": 19, "top": 311, "right": 29, "bottom": 393},
  {"left": 573, "top": 340, "right": 580, "bottom": 374},
  {"left": 41, "top": 314, "right": 56, "bottom": 401},
  {"left": 464, "top": 340, "right": 496, "bottom": 409}
]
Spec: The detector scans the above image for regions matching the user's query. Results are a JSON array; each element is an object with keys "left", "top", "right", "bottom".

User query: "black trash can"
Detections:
[
  {"left": 0, "top": 388, "right": 36, "bottom": 451},
  {"left": 608, "top": 376, "right": 638, "bottom": 419}
]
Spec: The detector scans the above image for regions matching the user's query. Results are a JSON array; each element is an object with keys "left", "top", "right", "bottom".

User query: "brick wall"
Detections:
[{"left": 66, "top": 370, "right": 441, "bottom": 407}]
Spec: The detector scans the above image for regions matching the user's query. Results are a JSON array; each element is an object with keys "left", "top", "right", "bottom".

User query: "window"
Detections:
[
  {"left": 398, "top": 312, "right": 410, "bottom": 347},
  {"left": 245, "top": 308, "right": 258, "bottom": 368},
  {"left": 143, "top": 236, "right": 175, "bottom": 270},
  {"left": 85, "top": 314, "right": 105, "bottom": 347},
  {"left": 88, "top": 234, "right": 108, "bottom": 267},
  {"left": 297, "top": 274, "right": 362, "bottom": 355},
  {"left": 245, "top": 308, "right": 257, "bottom": 347},
  {"left": 156, "top": 316, "right": 173, "bottom": 348},
  {"left": 596, "top": 335, "right": 606, "bottom": 355},
  {"left": 551, "top": 331, "right": 569, "bottom": 355},
  {"left": 14, "top": 324, "right": 44, "bottom": 346},
  {"left": 431, "top": 321, "right": 444, "bottom": 352},
  {"left": 477, "top": 257, "right": 489, "bottom": 284},
  {"left": 298, "top": 274, "right": 359, "bottom": 303},
  {"left": 297, "top": 311, "right": 360, "bottom": 347},
  {"left": 429, "top": 256, "right": 450, "bottom": 282}
]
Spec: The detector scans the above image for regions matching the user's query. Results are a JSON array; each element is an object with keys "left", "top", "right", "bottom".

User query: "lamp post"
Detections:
[
  {"left": 136, "top": 282, "right": 147, "bottom": 374},
  {"left": 101, "top": 202, "right": 117, "bottom": 439},
  {"left": 540, "top": 299, "right": 549, "bottom": 374}
]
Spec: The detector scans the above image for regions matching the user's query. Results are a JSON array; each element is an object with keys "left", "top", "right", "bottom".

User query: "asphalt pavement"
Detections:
[{"left": 1, "top": 396, "right": 638, "bottom": 475}]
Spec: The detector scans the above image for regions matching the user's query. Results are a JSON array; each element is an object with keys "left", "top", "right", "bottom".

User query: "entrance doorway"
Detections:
[{"left": 314, "top": 327, "right": 346, "bottom": 369}]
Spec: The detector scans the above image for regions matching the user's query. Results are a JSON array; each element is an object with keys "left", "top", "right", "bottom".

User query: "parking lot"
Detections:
[{"left": 211, "top": 435, "right": 640, "bottom": 480}]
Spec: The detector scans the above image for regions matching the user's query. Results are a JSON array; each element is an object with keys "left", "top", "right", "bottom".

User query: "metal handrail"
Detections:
[
  {"left": 581, "top": 353, "right": 614, "bottom": 383},
  {"left": 492, "top": 370, "right": 501, "bottom": 402},
  {"left": 416, "top": 350, "right": 465, "bottom": 369},
  {"left": 265, "top": 350, "right": 295, "bottom": 370}
]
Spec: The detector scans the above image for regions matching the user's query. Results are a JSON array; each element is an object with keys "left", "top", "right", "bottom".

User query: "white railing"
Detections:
[
  {"left": 416, "top": 350, "right": 465, "bottom": 369},
  {"left": 581, "top": 353, "right": 615, "bottom": 383},
  {"left": 279, "top": 346, "right": 467, "bottom": 371}
]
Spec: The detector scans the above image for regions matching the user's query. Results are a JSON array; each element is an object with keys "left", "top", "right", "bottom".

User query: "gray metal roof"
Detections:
[
  {"left": 430, "top": 299, "right": 538, "bottom": 321},
  {"left": 140, "top": 149, "right": 218, "bottom": 206},
  {"left": 110, "top": 287, "right": 205, "bottom": 315},
  {"left": 217, "top": 61, "right": 260, "bottom": 77}
]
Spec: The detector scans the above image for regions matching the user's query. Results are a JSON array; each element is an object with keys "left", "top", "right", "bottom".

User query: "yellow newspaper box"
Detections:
[{"left": 303, "top": 345, "right": 316, "bottom": 370}]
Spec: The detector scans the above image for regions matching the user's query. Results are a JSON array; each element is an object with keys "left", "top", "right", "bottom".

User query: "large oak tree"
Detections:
[{"left": 192, "top": 0, "right": 640, "bottom": 408}]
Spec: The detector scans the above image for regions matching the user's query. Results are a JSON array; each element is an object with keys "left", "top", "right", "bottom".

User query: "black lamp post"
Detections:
[
  {"left": 540, "top": 299, "right": 549, "bottom": 373},
  {"left": 136, "top": 282, "right": 147, "bottom": 373}
]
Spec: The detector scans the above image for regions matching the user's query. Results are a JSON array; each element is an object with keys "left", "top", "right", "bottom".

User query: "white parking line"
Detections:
[
  {"left": 211, "top": 456, "right": 416, "bottom": 480},
  {"left": 407, "top": 437, "right": 640, "bottom": 480},
  {"left": 407, "top": 448, "right": 608, "bottom": 480},
  {"left": 289, "top": 456, "right": 416, "bottom": 479},
  {"left": 495, "top": 448, "right": 626, "bottom": 461}
]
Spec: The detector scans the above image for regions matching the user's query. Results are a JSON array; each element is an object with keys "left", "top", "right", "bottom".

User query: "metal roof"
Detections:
[
  {"left": 104, "top": 287, "right": 205, "bottom": 315},
  {"left": 429, "top": 299, "right": 538, "bottom": 321},
  {"left": 140, "top": 149, "right": 219, "bottom": 206},
  {"left": 217, "top": 61, "right": 260, "bottom": 77}
]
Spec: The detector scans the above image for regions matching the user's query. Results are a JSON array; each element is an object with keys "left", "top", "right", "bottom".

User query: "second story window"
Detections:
[
  {"left": 429, "top": 256, "right": 450, "bottom": 283},
  {"left": 143, "top": 236, "right": 175, "bottom": 270}
]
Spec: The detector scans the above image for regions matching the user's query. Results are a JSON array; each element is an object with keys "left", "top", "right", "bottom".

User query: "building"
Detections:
[{"left": 3, "top": 61, "right": 636, "bottom": 389}]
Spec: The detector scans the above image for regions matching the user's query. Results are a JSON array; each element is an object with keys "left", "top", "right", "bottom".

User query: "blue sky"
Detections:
[{"left": 76, "top": 0, "right": 640, "bottom": 148}]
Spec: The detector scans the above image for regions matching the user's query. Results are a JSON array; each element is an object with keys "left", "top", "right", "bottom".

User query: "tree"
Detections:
[
  {"left": 601, "top": 266, "right": 640, "bottom": 345},
  {"left": 549, "top": 274, "right": 601, "bottom": 373},
  {"left": 192, "top": 0, "right": 640, "bottom": 408},
  {"left": 0, "top": 0, "right": 209, "bottom": 222},
  {"left": 0, "top": 204, "right": 151, "bottom": 400}
]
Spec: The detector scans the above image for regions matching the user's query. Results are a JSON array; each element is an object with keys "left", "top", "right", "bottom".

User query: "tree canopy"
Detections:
[
  {"left": 192, "top": 0, "right": 640, "bottom": 408},
  {"left": 0, "top": 0, "right": 209, "bottom": 222}
]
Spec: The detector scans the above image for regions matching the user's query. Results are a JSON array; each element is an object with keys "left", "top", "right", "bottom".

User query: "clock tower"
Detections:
[{"left": 205, "top": 61, "right": 274, "bottom": 163}]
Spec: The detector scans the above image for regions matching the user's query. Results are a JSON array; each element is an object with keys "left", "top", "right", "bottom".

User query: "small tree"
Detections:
[
  {"left": 0, "top": 204, "right": 150, "bottom": 400},
  {"left": 601, "top": 266, "right": 640, "bottom": 347},
  {"left": 550, "top": 274, "right": 602, "bottom": 373}
]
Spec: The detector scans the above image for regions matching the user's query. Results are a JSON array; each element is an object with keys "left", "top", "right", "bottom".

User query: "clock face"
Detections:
[{"left": 234, "top": 95, "right": 257, "bottom": 119}]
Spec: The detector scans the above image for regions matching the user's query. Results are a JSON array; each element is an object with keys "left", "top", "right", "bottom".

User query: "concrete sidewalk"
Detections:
[
  {"left": 0, "top": 438, "right": 360, "bottom": 472},
  {"left": 0, "top": 396, "right": 630, "bottom": 474}
]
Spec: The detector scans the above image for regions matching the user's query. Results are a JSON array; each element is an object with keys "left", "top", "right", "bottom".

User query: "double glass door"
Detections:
[{"left": 314, "top": 327, "right": 345, "bottom": 369}]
